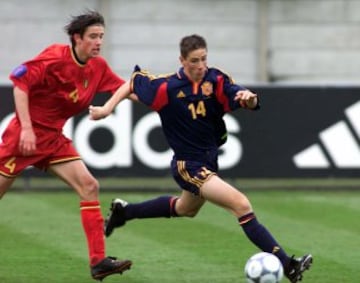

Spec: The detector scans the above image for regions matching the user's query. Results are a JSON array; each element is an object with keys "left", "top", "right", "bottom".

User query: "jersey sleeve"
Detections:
[
  {"left": 130, "top": 65, "right": 168, "bottom": 111},
  {"left": 9, "top": 60, "right": 45, "bottom": 94},
  {"left": 96, "top": 58, "right": 125, "bottom": 94},
  {"left": 9, "top": 45, "right": 65, "bottom": 94},
  {"left": 214, "top": 69, "right": 249, "bottom": 112}
]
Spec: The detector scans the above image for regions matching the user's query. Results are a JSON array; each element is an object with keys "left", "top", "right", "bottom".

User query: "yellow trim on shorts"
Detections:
[
  {"left": 177, "top": 161, "right": 216, "bottom": 189},
  {"left": 0, "top": 170, "right": 17, "bottom": 178},
  {"left": 49, "top": 157, "right": 81, "bottom": 165}
]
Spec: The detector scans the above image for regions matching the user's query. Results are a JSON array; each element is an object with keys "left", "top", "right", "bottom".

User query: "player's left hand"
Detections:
[
  {"left": 89, "top": 105, "right": 108, "bottom": 120},
  {"left": 234, "top": 90, "right": 258, "bottom": 109}
]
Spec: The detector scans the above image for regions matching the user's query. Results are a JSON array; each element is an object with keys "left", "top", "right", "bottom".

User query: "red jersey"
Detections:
[{"left": 9, "top": 44, "right": 124, "bottom": 130}]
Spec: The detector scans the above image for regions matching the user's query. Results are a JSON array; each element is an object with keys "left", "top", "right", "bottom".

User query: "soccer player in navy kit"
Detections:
[{"left": 89, "top": 34, "right": 313, "bottom": 283}]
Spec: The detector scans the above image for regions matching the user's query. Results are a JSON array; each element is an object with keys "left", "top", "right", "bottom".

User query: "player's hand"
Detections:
[
  {"left": 234, "top": 90, "right": 258, "bottom": 109},
  {"left": 89, "top": 105, "right": 109, "bottom": 120},
  {"left": 19, "top": 127, "right": 36, "bottom": 156}
]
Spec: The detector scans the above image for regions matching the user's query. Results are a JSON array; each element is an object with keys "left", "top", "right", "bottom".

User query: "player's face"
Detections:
[
  {"left": 74, "top": 25, "right": 105, "bottom": 62},
  {"left": 180, "top": 48, "right": 207, "bottom": 83}
]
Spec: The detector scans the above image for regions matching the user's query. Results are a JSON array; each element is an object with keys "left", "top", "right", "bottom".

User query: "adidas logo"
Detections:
[
  {"left": 293, "top": 100, "right": 360, "bottom": 168},
  {"left": 177, "top": 91, "right": 186, "bottom": 98}
]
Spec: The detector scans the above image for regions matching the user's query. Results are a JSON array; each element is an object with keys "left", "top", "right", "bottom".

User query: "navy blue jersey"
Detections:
[{"left": 131, "top": 66, "right": 257, "bottom": 161}]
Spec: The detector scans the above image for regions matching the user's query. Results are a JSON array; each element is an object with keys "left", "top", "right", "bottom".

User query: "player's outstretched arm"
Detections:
[{"left": 89, "top": 81, "right": 132, "bottom": 120}]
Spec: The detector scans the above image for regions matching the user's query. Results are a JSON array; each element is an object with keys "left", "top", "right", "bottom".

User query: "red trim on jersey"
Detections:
[
  {"left": 215, "top": 75, "right": 231, "bottom": 112},
  {"left": 151, "top": 82, "right": 168, "bottom": 111}
]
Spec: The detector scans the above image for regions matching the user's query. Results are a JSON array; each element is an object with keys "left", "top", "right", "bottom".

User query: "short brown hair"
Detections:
[{"left": 180, "top": 34, "right": 207, "bottom": 59}]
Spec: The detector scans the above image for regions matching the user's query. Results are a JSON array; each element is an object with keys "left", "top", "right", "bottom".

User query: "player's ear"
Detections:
[
  {"left": 179, "top": 55, "right": 185, "bottom": 65},
  {"left": 73, "top": 33, "right": 81, "bottom": 45}
]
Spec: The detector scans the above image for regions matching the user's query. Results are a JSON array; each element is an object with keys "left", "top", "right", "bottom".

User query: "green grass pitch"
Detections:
[{"left": 0, "top": 188, "right": 359, "bottom": 282}]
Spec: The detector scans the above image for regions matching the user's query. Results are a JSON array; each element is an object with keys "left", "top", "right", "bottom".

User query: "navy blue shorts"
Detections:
[{"left": 170, "top": 155, "right": 218, "bottom": 195}]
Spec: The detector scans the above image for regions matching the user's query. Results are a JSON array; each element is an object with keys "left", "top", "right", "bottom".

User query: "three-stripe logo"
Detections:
[{"left": 293, "top": 100, "right": 360, "bottom": 168}]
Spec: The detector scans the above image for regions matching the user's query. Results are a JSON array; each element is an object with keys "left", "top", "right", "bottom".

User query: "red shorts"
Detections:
[{"left": 0, "top": 118, "right": 80, "bottom": 177}]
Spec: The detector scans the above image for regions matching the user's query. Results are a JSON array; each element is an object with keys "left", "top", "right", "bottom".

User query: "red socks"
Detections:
[{"left": 80, "top": 200, "right": 105, "bottom": 266}]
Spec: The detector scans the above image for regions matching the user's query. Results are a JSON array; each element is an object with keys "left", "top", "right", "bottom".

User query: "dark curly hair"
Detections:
[{"left": 64, "top": 10, "right": 105, "bottom": 46}]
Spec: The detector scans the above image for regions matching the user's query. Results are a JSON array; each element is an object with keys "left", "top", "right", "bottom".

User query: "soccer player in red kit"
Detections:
[{"left": 0, "top": 11, "right": 131, "bottom": 280}]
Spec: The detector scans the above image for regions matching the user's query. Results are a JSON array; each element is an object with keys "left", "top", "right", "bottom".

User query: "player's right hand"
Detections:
[
  {"left": 234, "top": 90, "right": 258, "bottom": 109},
  {"left": 89, "top": 105, "right": 108, "bottom": 120}
]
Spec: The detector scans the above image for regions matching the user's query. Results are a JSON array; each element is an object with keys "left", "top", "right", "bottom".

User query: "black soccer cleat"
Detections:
[
  {"left": 104, "top": 198, "right": 128, "bottom": 237},
  {"left": 91, "top": 256, "right": 132, "bottom": 281},
  {"left": 284, "top": 254, "right": 313, "bottom": 283}
]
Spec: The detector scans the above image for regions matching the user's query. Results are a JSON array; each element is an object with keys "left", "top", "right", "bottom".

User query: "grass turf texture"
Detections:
[{"left": 0, "top": 190, "right": 359, "bottom": 282}]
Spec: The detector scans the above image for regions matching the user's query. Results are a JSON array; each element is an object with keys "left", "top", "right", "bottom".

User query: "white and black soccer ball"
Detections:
[{"left": 244, "top": 252, "right": 284, "bottom": 283}]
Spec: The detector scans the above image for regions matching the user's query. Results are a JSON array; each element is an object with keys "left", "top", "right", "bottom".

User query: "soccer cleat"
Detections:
[
  {"left": 91, "top": 256, "right": 132, "bottom": 281},
  {"left": 284, "top": 254, "right": 313, "bottom": 283},
  {"left": 104, "top": 198, "right": 128, "bottom": 237}
]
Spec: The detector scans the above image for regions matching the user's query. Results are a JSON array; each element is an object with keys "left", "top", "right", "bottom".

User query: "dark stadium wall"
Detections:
[{"left": 1, "top": 86, "right": 359, "bottom": 178}]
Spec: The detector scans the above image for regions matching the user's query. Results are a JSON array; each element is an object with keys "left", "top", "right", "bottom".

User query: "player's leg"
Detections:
[
  {"left": 49, "top": 160, "right": 132, "bottom": 280},
  {"left": 200, "top": 175, "right": 252, "bottom": 216},
  {"left": 200, "top": 175, "right": 285, "bottom": 256},
  {"left": 173, "top": 189, "right": 205, "bottom": 217},
  {"left": 114, "top": 189, "right": 204, "bottom": 220},
  {"left": 0, "top": 175, "right": 16, "bottom": 199},
  {"left": 105, "top": 189, "right": 205, "bottom": 237},
  {"left": 0, "top": 156, "right": 33, "bottom": 199},
  {"left": 200, "top": 175, "right": 312, "bottom": 282},
  {"left": 0, "top": 133, "right": 27, "bottom": 198},
  {"left": 105, "top": 194, "right": 179, "bottom": 236},
  {"left": 105, "top": 158, "right": 208, "bottom": 237}
]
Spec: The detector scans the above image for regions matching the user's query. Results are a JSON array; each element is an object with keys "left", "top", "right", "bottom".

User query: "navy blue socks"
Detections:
[
  {"left": 239, "top": 212, "right": 290, "bottom": 267},
  {"left": 124, "top": 196, "right": 179, "bottom": 220}
]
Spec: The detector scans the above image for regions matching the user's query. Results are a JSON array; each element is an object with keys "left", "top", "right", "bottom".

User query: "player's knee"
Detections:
[
  {"left": 173, "top": 197, "right": 203, "bottom": 217},
  {"left": 180, "top": 208, "right": 200, "bottom": 218},
  {"left": 233, "top": 196, "right": 252, "bottom": 216},
  {"left": 81, "top": 177, "right": 100, "bottom": 199}
]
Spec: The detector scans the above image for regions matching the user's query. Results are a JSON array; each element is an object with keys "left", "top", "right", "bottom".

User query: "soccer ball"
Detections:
[{"left": 244, "top": 252, "right": 284, "bottom": 283}]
